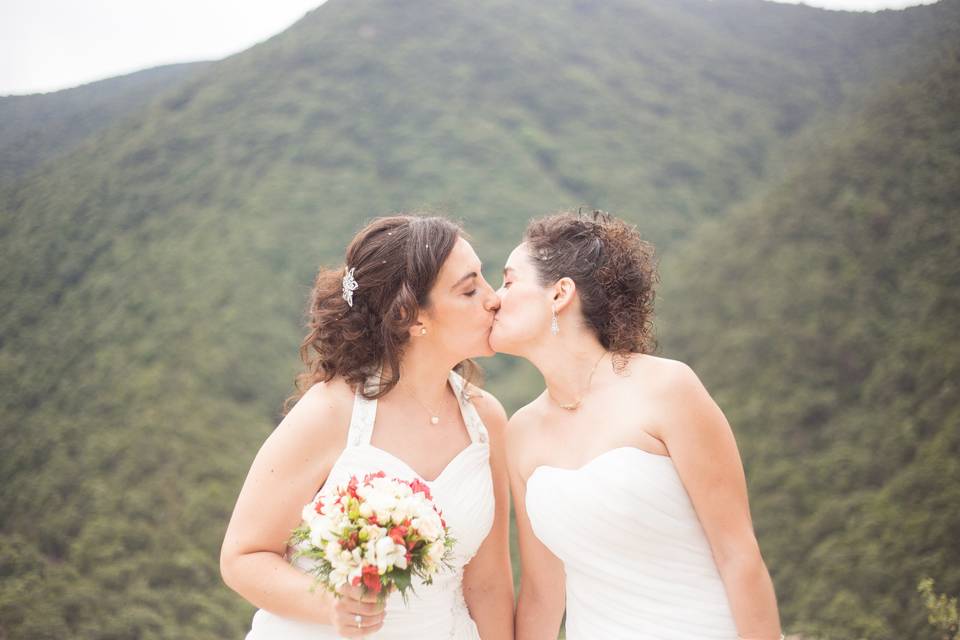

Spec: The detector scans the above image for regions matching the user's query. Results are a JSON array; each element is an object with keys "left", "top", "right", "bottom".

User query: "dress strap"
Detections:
[
  {"left": 346, "top": 377, "right": 379, "bottom": 448},
  {"left": 449, "top": 370, "right": 489, "bottom": 445}
]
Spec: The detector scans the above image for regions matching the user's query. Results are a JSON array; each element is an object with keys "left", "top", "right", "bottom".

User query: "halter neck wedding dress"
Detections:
[
  {"left": 246, "top": 370, "right": 493, "bottom": 639},
  {"left": 525, "top": 446, "right": 739, "bottom": 639}
]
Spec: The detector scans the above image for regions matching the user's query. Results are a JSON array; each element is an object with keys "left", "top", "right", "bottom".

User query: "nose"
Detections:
[{"left": 483, "top": 281, "right": 501, "bottom": 312}]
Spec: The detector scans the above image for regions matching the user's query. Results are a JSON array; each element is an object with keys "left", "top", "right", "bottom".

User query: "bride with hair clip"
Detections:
[{"left": 220, "top": 215, "right": 514, "bottom": 639}]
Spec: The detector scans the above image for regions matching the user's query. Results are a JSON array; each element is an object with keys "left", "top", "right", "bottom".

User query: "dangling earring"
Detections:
[{"left": 550, "top": 306, "right": 559, "bottom": 336}]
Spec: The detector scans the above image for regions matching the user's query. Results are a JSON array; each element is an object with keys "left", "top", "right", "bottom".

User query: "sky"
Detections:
[{"left": 0, "top": 0, "right": 940, "bottom": 96}]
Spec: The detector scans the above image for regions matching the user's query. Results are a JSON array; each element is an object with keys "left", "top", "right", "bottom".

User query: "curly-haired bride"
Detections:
[
  {"left": 220, "top": 215, "right": 514, "bottom": 639},
  {"left": 492, "top": 210, "right": 782, "bottom": 640}
]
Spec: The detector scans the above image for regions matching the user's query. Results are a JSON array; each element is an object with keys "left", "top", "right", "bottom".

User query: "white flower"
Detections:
[
  {"left": 359, "top": 501, "right": 374, "bottom": 519},
  {"left": 362, "top": 524, "right": 386, "bottom": 542},
  {"left": 428, "top": 539, "right": 446, "bottom": 564},
  {"left": 375, "top": 535, "right": 407, "bottom": 574},
  {"left": 412, "top": 510, "right": 443, "bottom": 540},
  {"left": 302, "top": 502, "right": 319, "bottom": 523},
  {"left": 324, "top": 541, "right": 342, "bottom": 559},
  {"left": 309, "top": 516, "right": 336, "bottom": 547}
]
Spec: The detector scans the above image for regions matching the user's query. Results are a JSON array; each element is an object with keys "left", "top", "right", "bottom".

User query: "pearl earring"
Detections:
[{"left": 420, "top": 327, "right": 428, "bottom": 336}]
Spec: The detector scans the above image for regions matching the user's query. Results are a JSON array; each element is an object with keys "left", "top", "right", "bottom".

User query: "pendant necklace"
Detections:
[
  {"left": 550, "top": 351, "right": 608, "bottom": 411},
  {"left": 409, "top": 388, "right": 448, "bottom": 425}
]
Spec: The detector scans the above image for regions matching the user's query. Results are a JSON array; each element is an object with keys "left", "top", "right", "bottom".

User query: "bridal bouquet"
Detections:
[{"left": 289, "top": 471, "right": 455, "bottom": 603}]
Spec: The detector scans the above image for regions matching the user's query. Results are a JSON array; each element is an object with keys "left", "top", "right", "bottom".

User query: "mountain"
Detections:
[
  {"left": 0, "top": 62, "right": 210, "bottom": 184},
  {"left": 658, "top": 20, "right": 960, "bottom": 639},
  {"left": 0, "top": 0, "right": 957, "bottom": 637}
]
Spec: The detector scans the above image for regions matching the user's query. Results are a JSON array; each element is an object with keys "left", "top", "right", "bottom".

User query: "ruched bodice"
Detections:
[
  {"left": 246, "top": 371, "right": 494, "bottom": 639},
  {"left": 525, "top": 446, "right": 737, "bottom": 639}
]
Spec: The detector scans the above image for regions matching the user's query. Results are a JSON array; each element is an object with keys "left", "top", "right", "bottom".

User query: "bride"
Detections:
[
  {"left": 220, "top": 215, "right": 514, "bottom": 639},
  {"left": 490, "top": 210, "right": 782, "bottom": 640}
]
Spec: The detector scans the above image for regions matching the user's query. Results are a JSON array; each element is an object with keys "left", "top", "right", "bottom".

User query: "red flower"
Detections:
[
  {"left": 364, "top": 470, "right": 386, "bottom": 484},
  {"left": 362, "top": 565, "right": 382, "bottom": 594},
  {"left": 347, "top": 476, "right": 359, "bottom": 498},
  {"left": 389, "top": 525, "right": 408, "bottom": 545},
  {"left": 409, "top": 478, "right": 432, "bottom": 500},
  {"left": 314, "top": 499, "right": 324, "bottom": 514},
  {"left": 367, "top": 513, "right": 379, "bottom": 525}
]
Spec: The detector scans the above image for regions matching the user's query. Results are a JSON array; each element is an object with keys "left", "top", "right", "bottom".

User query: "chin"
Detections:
[
  {"left": 477, "top": 344, "right": 496, "bottom": 358},
  {"left": 488, "top": 326, "right": 518, "bottom": 356}
]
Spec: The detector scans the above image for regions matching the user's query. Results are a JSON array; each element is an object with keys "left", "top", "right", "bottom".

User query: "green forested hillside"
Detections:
[
  {"left": 0, "top": 62, "right": 210, "bottom": 183},
  {"left": 658, "top": 30, "right": 960, "bottom": 640},
  {"left": 1, "top": 0, "right": 957, "bottom": 638}
]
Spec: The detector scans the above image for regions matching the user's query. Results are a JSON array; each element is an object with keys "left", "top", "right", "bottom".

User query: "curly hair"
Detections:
[
  {"left": 524, "top": 209, "right": 659, "bottom": 361},
  {"left": 283, "top": 214, "right": 476, "bottom": 414}
]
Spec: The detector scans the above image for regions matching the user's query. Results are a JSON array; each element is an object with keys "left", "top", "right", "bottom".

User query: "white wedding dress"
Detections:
[
  {"left": 246, "top": 370, "right": 494, "bottom": 639},
  {"left": 525, "top": 446, "right": 739, "bottom": 639}
]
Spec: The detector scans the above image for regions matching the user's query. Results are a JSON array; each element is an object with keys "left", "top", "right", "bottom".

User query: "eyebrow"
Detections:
[
  {"left": 450, "top": 271, "right": 478, "bottom": 290},
  {"left": 503, "top": 266, "right": 516, "bottom": 276}
]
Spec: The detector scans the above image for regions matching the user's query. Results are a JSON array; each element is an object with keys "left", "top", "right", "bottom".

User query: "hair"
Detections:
[
  {"left": 283, "top": 214, "right": 479, "bottom": 414},
  {"left": 523, "top": 209, "right": 659, "bottom": 362}
]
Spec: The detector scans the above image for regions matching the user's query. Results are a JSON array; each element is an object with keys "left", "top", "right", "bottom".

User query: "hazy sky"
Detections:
[{"left": 0, "top": 0, "right": 939, "bottom": 96}]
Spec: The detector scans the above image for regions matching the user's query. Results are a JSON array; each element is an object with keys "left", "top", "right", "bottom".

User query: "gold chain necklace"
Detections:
[
  {"left": 407, "top": 387, "right": 449, "bottom": 425},
  {"left": 549, "top": 351, "right": 608, "bottom": 411}
]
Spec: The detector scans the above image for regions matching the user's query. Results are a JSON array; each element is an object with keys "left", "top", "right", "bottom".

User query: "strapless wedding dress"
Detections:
[
  {"left": 246, "top": 371, "right": 494, "bottom": 639},
  {"left": 525, "top": 446, "right": 738, "bottom": 639}
]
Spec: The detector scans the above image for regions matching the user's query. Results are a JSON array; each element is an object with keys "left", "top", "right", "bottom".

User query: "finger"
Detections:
[
  {"left": 340, "top": 599, "right": 384, "bottom": 616},
  {"left": 337, "top": 608, "right": 386, "bottom": 627},
  {"left": 338, "top": 583, "right": 364, "bottom": 600},
  {"left": 360, "top": 620, "right": 384, "bottom": 636},
  {"left": 336, "top": 612, "right": 385, "bottom": 637},
  {"left": 342, "top": 584, "right": 384, "bottom": 605}
]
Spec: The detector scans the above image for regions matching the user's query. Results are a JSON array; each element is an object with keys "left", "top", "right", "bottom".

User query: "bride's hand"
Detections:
[{"left": 330, "top": 583, "right": 386, "bottom": 637}]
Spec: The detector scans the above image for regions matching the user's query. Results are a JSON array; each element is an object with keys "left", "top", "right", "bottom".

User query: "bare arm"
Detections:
[
  {"left": 462, "top": 392, "right": 516, "bottom": 640},
  {"left": 507, "top": 409, "right": 566, "bottom": 640},
  {"left": 219, "top": 380, "right": 386, "bottom": 637},
  {"left": 655, "top": 361, "right": 781, "bottom": 640}
]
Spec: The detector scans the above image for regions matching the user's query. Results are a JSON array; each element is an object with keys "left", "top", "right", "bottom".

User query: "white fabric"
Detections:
[
  {"left": 246, "top": 370, "right": 493, "bottom": 639},
  {"left": 525, "top": 446, "right": 739, "bottom": 640}
]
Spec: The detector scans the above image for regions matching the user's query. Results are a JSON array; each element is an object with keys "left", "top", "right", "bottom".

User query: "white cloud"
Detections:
[
  {"left": 1, "top": 0, "right": 325, "bottom": 95},
  {"left": 764, "top": 0, "right": 937, "bottom": 10}
]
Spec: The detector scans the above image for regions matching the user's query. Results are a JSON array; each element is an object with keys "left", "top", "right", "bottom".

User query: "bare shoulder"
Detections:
[
  {"left": 465, "top": 384, "right": 508, "bottom": 436},
  {"left": 625, "top": 354, "right": 705, "bottom": 399},
  {"left": 627, "top": 355, "right": 727, "bottom": 444},
  {"left": 273, "top": 376, "right": 356, "bottom": 447},
  {"left": 504, "top": 394, "right": 548, "bottom": 452}
]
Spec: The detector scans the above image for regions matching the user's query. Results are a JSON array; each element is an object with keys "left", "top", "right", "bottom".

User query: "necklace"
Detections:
[
  {"left": 549, "top": 351, "right": 608, "bottom": 411},
  {"left": 408, "top": 387, "right": 449, "bottom": 425}
]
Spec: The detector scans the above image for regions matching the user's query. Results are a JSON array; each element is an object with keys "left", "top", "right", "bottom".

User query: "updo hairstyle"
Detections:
[{"left": 524, "top": 209, "right": 659, "bottom": 360}]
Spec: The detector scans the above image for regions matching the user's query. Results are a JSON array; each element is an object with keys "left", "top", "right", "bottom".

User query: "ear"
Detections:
[
  {"left": 551, "top": 277, "right": 577, "bottom": 313},
  {"left": 409, "top": 306, "right": 431, "bottom": 338},
  {"left": 408, "top": 320, "right": 428, "bottom": 338}
]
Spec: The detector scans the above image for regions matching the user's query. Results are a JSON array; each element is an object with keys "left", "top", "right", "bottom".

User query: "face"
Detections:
[
  {"left": 420, "top": 237, "right": 500, "bottom": 359},
  {"left": 489, "top": 243, "right": 553, "bottom": 356}
]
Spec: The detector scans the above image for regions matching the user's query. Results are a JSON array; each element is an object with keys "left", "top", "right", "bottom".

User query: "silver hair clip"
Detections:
[{"left": 341, "top": 267, "right": 358, "bottom": 307}]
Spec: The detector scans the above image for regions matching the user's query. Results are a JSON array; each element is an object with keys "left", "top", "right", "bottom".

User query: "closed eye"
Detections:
[{"left": 464, "top": 289, "right": 478, "bottom": 297}]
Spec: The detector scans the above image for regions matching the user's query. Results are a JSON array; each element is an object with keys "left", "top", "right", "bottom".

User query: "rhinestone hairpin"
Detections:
[{"left": 341, "top": 267, "right": 358, "bottom": 307}]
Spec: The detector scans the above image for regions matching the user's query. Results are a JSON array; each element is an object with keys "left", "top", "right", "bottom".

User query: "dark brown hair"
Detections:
[
  {"left": 284, "top": 214, "right": 475, "bottom": 413},
  {"left": 524, "top": 209, "right": 659, "bottom": 359}
]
